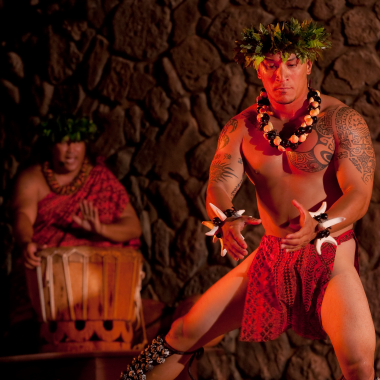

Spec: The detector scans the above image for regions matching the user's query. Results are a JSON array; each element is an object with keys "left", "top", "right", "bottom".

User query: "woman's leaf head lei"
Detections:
[
  {"left": 234, "top": 18, "right": 332, "bottom": 70},
  {"left": 38, "top": 115, "right": 98, "bottom": 144}
]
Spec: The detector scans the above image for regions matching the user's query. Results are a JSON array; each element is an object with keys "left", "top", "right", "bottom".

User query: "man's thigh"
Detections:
[{"left": 321, "top": 239, "right": 375, "bottom": 368}]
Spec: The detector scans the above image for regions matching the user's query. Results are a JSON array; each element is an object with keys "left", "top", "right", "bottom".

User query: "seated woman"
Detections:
[{"left": 12, "top": 115, "right": 141, "bottom": 268}]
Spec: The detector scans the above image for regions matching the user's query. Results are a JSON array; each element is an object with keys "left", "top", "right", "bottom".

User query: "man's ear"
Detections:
[
  {"left": 257, "top": 66, "right": 262, "bottom": 80},
  {"left": 306, "top": 59, "right": 312, "bottom": 75}
]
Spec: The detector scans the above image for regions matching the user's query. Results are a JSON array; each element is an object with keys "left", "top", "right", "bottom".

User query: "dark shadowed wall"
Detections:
[{"left": 1, "top": 0, "right": 380, "bottom": 378}]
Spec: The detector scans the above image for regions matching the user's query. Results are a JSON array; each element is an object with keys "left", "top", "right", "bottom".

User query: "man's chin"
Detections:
[{"left": 272, "top": 94, "right": 296, "bottom": 105}]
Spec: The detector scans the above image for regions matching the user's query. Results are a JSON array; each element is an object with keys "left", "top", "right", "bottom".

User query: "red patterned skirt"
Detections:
[{"left": 240, "top": 230, "right": 358, "bottom": 342}]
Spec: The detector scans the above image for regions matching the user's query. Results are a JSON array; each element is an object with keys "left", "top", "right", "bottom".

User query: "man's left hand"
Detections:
[
  {"left": 72, "top": 200, "right": 103, "bottom": 235},
  {"left": 281, "top": 199, "right": 319, "bottom": 252}
]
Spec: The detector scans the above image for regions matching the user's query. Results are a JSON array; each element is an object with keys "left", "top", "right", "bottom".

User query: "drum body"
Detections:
[{"left": 26, "top": 246, "right": 145, "bottom": 352}]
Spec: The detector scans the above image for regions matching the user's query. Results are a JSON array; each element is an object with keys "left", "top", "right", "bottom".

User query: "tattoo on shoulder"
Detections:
[
  {"left": 209, "top": 159, "right": 238, "bottom": 184},
  {"left": 335, "top": 107, "right": 375, "bottom": 184},
  {"left": 217, "top": 118, "right": 238, "bottom": 150},
  {"left": 287, "top": 107, "right": 337, "bottom": 173},
  {"left": 238, "top": 158, "right": 243, "bottom": 164}
]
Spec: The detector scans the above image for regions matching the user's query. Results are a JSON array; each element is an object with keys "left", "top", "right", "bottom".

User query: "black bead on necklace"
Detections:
[{"left": 256, "top": 87, "right": 322, "bottom": 152}]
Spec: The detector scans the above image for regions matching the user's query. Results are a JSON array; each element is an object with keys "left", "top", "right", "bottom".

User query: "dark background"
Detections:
[{"left": 1, "top": 0, "right": 380, "bottom": 378}]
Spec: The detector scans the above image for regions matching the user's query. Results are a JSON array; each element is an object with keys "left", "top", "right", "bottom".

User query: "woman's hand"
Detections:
[
  {"left": 22, "top": 242, "right": 47, "bottom": 269},
  {"left": 72, "top": 200, "right": 103, "bottom": 235}
]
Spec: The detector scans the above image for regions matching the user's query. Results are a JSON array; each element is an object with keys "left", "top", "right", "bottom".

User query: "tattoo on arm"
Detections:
[
  {"left": 335, "top": 107, "right": 375, "bottom": 184},
  {"left": 230, "top": 177, "right": 243, "bottom": 199},
  {"left": 238, "top": 158, "right": 243, "bottom": 164},
  {"left": 217, "top": 118, "right": 238, "bottom": 150},
  {"left": 209, "top": 159, "right": 238, "bottom": 184}
]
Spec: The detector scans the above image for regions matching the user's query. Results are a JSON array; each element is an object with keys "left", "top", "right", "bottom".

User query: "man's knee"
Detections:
[
  {"left": 167, "top": 317, "right": 185, "bottom": 341},
  {"left": 342, "top": 357, "right": 374, "bottom": 380},
  {"left": 166, "top": 315, "right": 200, "bottom": 345}
]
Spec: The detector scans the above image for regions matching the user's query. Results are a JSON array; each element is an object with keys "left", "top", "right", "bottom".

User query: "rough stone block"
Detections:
[
  {"left": 171, "top": 35, "right": 221, "bottom": 91},
  {"left": 124, "top": 105, "right": 142, "bottom": 144},
  {"left": 286, "top": 346, "right": 332, "bottom": 380},
  {"left": 188, "top": 136, "right": 218, "bottom": 179},
  {"left": 208, "top": 6, "right": 273, "bottom": 60},
  {"left": 322, "top": 70, "right": 359, "bottom": 96},
  {"left": 145, "top": 86, "right": 171, "bottom": 125},
  {"left": 108, "top": 146, "right": 135, "bottom": 180},
  {"left": 236, "top": 333, "right": 293, "bottom": 379},
  {"left": 50, "top": 83, "right": 86, "bottom": 115},
  {"left": 191, "top": 93, "right": 220, "bottom": 137},
  {"left": 98, "top": 56, "right": 133, "bottom": 103},
  {"left": 263, "top": 0, "right": 313, "bottom": 12},
  {"left": 334, "top": 50, "right": 380, "bottom": 90},
  {"left": 203, "top": 0, "right": 229, "bottom": 18},
  {"left": 47, "top": 26, "right": 83, "bottom": 85},
  {"left": 343, "top": 7, "right": 380, "bottom": 46},
  {"left": 152, "top": 219, "right": 174, "bottom": 267},
  {"left": 174, "top": 216, "right": 208, "bottom": 282},
  {"left": 183, "top": 266, "right": 230, "bottom": 297},
  {"left": 353, "top": 90, "right": 380, "bottom": 139},
  {"left": 93, "top": 104, "right": 126, "bottom": 157},
  {"left": 311, "top": 0, "right": 345, "bottom": 21},
  {"left": 154, "top": 98, "right": 203, "bottom": 181},
  {"left": 209, "top": 63, "right": 247, "bottom": 126},
  {"left": 133, "top": 127, "right": 159, "bottom": 175},
  {"left": 172, "top": 0, "right": 200, "bottom": 44},
  {"left": 240, "top": 85, "right": 260, "bottom": 112},
  {"left": 31, "top": 75, "right": 54, "bottom": 117},
  {"left": 127, "top": 71, "right": 155, "bottom": 101},
  {"left": 196, "top": 16, "right": 212, "bottom": 35},
  {"left": 151, "top": 267, "right": 181, "bottom": 305},
  {"left": 149, "top": 179, "right": 189, "bottom": 230},
  {"left": 159, "top": 57, "right": 186, "bottom": 99},
  {"left": 113, "top": 0, "right": 171, "bottom": 60},
  {"left": 6, "top": 52, "right": 24, "bottom": 79},
  {"left": 84, "top": 35, "right": 110, "bottom": 91}
]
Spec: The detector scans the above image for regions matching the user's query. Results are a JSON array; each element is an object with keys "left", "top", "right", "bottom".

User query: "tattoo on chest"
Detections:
[
  {"left": 217, "top": 118, "right": 238, "bottom": 150},
  {"left": 335, "top": 107, "right": 375, "bottom": 184},
  {"left": 287, "top": 108, "right": 336, "bottom": 173}
]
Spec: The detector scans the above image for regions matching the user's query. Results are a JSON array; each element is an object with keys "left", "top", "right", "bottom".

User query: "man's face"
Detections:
[
  {"left": 257, "top": 53, "right": 312, "bottom": 105},
  {"left": 51, "top": 140, "right": 86, "bottom": 173}
]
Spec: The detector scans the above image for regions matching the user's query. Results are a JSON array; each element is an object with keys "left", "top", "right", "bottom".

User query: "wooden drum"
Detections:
[{"left": 26, "top": 246, "right": 146, "bottom": 353}]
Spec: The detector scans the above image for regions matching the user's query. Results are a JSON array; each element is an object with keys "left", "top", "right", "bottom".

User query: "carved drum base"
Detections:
[{"left": 40, "top": 320, "right": 134, "bottom": 352}]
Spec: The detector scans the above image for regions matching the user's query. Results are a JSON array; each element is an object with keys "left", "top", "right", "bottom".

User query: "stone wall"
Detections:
[{"left": 1, "top": 0, "right": 380, "bottom": 378}]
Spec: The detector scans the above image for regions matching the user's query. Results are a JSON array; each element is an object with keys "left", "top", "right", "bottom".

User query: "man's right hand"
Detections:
[
  {"left": 221, "top": 216, "right": 261, "bottom": 261},
  {"left": 22, "top": 242, "right": 47, "bottom": 269}
]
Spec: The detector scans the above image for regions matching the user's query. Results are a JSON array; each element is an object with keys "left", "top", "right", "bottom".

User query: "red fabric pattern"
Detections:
[
  {"left": 33, "top": 163, "right": 140, "bottom": 249},
  {"left": 240, "top": 230, "right": 358, "bottom": 342}
]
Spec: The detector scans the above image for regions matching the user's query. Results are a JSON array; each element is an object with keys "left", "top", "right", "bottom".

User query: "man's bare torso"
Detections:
[{"left": 228, "top": 95, "right": 364, "bottom": 237}]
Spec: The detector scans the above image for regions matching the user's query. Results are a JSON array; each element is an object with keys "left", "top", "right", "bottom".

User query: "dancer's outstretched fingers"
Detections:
[
  {"left": 230, "top": 229, "right": 247, "bottom": 249},
  {"left": 245, "top": 217, "right": 262, "bottom": 226}
]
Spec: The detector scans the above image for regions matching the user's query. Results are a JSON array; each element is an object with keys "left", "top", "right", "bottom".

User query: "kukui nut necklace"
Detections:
[
  {"left": 256, "top": 87, "right": 321, "bottom": 152},
  {"left": 42, "top": 157, "right": 90, "bottom": 195}
]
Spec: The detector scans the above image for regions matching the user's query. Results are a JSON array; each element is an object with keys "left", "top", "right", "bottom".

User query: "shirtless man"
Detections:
[{"left": 120, "top": 20, "right": 376, "bottom": 380}]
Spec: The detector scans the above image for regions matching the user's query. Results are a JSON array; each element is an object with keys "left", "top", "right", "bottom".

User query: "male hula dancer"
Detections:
[{"left": 120, "top": 19, "right": 377, "bottom": 380}]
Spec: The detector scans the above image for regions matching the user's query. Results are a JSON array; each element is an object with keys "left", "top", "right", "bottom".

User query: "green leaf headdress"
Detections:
[
  {"left": 234, "top": 18, "right": 332, "bottom": 70},
  {"left": 38, "top": 115, "right": 98, "bottom": 144}
]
